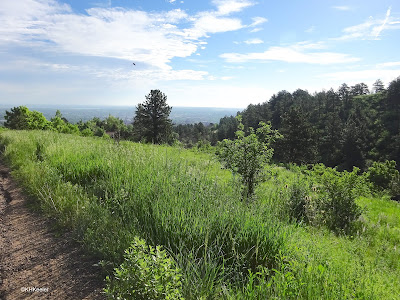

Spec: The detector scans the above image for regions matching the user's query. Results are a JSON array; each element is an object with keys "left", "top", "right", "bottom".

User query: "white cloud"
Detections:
[
  {"left": 249, "top": 27, "right": 262, "bottom": 33},
  {"left": 220, "top": 42, "right": 358, "bottom": 64},
  {"left": 0, "top": 0, "right": 71, "bottom": 42},
  {"left": 373, "top": 6, "right": 391, "bottom": 38},
  {"left": 212, "top": 0, "right": 254, "bottom": 16},
  {"left": 0, "top": 3, "right": 198, "bottom": 70},
  {"left": 336, "top": 7, "right": 400, "bottom": 40},
  {"left": 292, "top": 41, "right": 327, "bottom": 50},
  {"left": 332, "top": 6, "right": 351, "bottom": 11},
  {"left": 250, "top": 16, "right": 268, "bottom": 27},
  {"left": 185, "top": 1, "right": 257, "bottom": 39},
  {"left": 191, "top": 14, "right": 244, "bottom": 35},
  {"left": 0, "top": 0, "right": 256, "bottom": 75},
  {"left": 244, "top": 38, "right": 263, "bottom": 44}
]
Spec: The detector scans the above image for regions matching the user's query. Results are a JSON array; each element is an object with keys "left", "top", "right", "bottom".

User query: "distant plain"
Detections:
[{"left": 0, "top": 105, "right": 241, "bottom": 125}]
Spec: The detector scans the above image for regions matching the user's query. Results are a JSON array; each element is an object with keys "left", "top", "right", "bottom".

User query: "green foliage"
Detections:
[
  {"left": 216, "top": 115, "right": 281, "bottom": 199},
  {"left": 80, "top": 128, "right": 94, "bottom": 137},
  {"left": 173, "top": 122, "right": 217, "bottom": 147},
  {"left": 275, "top": 107, "right": 317, "bottom": 165},
  {"left": 133, "top": 90, "right": 173, "bottom": 144},
  {"left": 4, "top": 106, "right": 50, "bottom": 130},
  {"left": 105, "top": 237, "right": 184, "bottom": 300},
  {"left": 309, "top": 165, "right": 363, "bottom": 232},
  {"left": 4, "top": 106, "right": 31, "bottom": 129},
  {"left": 366, "top": 160, "right": 399, "bottom": 195},
  {"left": 284, "top": 177, "right": 313, "bottom": 224}
]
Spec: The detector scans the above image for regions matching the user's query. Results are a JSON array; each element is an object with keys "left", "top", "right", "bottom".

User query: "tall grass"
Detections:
[
  {"left": 1, "top": 130, "right": 399, "bottom": 299},
  {"left": 0, "top": 130, "right": 287, "bottom": 298}
]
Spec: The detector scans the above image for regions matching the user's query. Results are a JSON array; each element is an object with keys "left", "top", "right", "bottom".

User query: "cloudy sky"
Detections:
[{"left": 0, "top": 0, "right": 399, "bottom": 108}]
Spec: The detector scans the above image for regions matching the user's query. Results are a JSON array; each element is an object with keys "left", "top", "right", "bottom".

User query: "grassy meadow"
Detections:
[{"left": 0, "top": 129, "right": 399, "bottom": 299}]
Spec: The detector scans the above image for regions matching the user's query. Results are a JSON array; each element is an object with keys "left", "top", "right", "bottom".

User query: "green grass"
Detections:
[{"left": 1, "top": 130, "right": 399, "bottom": 299}]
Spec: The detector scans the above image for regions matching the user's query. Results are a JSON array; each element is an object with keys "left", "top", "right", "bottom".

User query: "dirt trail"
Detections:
[{"left": 0, "top": 162, "right": 106, "bottom": 299}]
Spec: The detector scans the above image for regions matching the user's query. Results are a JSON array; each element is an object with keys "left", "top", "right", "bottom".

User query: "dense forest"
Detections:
[{"left": 213, "top": 78, "right": 399, "bottom": 171}]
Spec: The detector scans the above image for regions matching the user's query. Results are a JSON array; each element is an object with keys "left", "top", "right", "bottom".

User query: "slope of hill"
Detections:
[{"left": 0, "top": 130, "right": 399, "bottom": 299}]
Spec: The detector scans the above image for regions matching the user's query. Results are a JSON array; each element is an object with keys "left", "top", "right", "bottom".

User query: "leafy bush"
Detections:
[
  {"left": 105, "top": 237, "right": 184, "bottom": 300},
  {"left": 283, "top": 177, "right": 312, "bottom": 223},
  {"left": 366, "top": 160, "right": 399, "bottom": 196},
  {"left": 310, "top": 165, "right": 362, "bottom": 233}
]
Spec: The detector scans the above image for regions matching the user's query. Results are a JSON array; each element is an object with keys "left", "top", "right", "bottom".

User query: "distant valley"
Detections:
[{"left": 0, "top": 105, "right": 241, "bottom": 125}]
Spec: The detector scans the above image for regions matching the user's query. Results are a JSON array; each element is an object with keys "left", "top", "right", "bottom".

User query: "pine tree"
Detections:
[
  {"left": 132, "top": 90, "right": 172, "bottom": 144},
  {"left": 275, "top": 107, "right": 317, "bottom": 164},
  {"left": 373, "top": 79, "right": 385, "bottom": 93}
]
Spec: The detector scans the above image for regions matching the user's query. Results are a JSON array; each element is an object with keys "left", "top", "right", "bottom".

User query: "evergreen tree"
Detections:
[
  {"left": 384, "top": 77, "right": 400, "bottom": 165},
  {"left": 319, "top": 111, "right": 343, "bottom": 167},
  {"left": 351, "top": 83, "right": 369, "bottom": 96},
  {"left": 275, "top": 107, "right": 317, "bottom": 164},
  {"left": 341, "top": 105, "right": 368, "bottom": 170},
  {"left": 133, "top": 90, "right": 172, "bottom": 144},
  {"left": 217, "top": 116, "right": 238, "bottom": 140},
  {"left": 373, "top": 79, "right": 385, "bottom": 93}
]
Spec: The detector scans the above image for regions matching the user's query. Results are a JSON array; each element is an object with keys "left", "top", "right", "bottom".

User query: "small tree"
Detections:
[
  {"left": 216, "top": 115, "right": 281, "bottom": 199},
  {"left": 133, "top": 90, "right": 172, "bottom": 144}
]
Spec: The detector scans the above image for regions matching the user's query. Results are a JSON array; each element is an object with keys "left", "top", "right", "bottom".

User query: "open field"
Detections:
[{"left": 0, "top": 129, "right": 399, "bottom": 299}]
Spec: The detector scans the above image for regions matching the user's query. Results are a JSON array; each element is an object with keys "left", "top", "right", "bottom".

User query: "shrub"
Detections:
[
  {"left": 285, "top": 177, "right": 312, "bottom": 223},
  {"left": 80, "top": 128, "right": 94, "bottom": 137},
  {"left": 366, "top": 160, "right": 399, "bottom": 196},
  {"left": 105, "top": 237, "right": 184, "bottom": 300},
  {"left": 310, "top": 165, "right": 362, "bottom": 233}
]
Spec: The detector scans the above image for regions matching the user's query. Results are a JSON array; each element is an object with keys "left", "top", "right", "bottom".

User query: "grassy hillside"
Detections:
[{"left": 0, "top": 130, "right": 399, "bottom": 299}]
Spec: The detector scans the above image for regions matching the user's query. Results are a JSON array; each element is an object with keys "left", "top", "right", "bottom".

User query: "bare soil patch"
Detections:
[{"left": 0, "top": 162, "right": 106, "bottom": 299}]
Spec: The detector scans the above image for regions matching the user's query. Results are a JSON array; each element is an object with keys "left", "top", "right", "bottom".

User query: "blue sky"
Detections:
[{"left": 0, "top": 0, "right": 399, "bottom": 108}]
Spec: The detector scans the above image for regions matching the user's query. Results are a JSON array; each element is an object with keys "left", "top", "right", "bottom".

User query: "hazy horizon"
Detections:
[
  {"left": 0, "top": 103, "right": 244, "bottom": 110},
  {"left": 0, "top": 105, "right": 242, "bottom": 125}
]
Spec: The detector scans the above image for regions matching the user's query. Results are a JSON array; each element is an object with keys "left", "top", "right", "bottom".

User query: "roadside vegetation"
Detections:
[{"left": 0, "top": 129, "right": 399, "bottom": 299}]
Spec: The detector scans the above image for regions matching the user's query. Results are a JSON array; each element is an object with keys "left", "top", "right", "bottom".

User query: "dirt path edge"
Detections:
[{"left": 0, "top": 161, "right": 106, "bottom": 300}]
